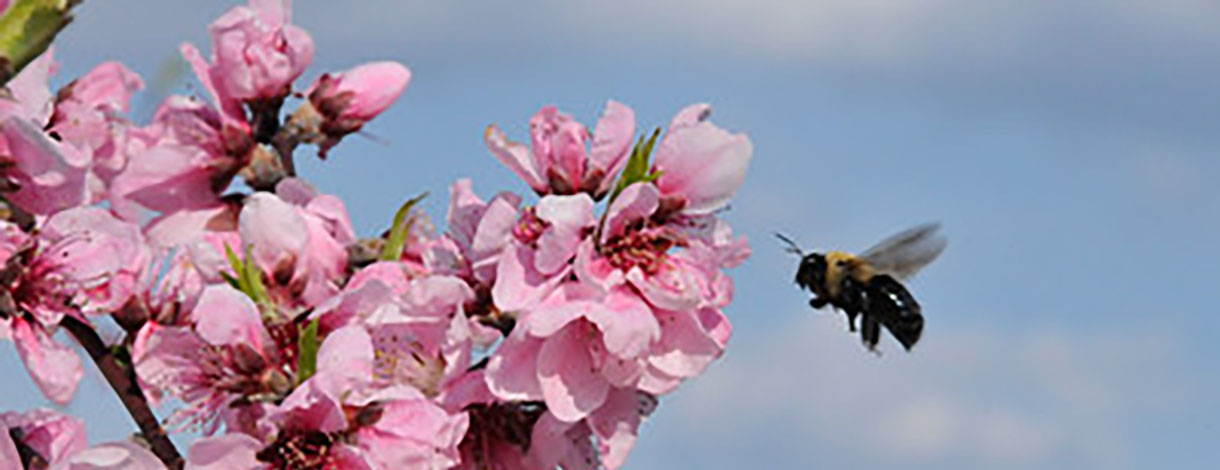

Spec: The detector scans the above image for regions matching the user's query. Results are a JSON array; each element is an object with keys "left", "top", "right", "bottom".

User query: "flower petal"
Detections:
[
  {"left": 653, "top": 119, "right": 752, "bottom": 215},
  {"left": 12, "top": 320, "right": 83, "bottom": 405},
  {"left": 185, "top": 434, "right": 263, "bottom": 470},
  {"left": 485, "top": 328, "right": 544, "bottom": 401},
  {"left": 492, "top": 243, "right": 567, "bottom": 313},
  {"left": 486, "top": 124, "right": 545, "bottom": 193},
  {"left": 588, "top": 388, "right": 649, "bottom": 469},
  {"left": 601, "top": 182, "right": 658, "bottom": 244},
  {"left": 192, "top": 285, "right": 268, "bottom": 350},
  {"left": 589, "top": 100, "right": 636, "bottom": 191},
  {"left": 537, "top": 324, "right": 610, "bottom": 422},
  {"left": 585, "top": 287, "right": 659, "bottom": 359},
  {"left": 50, "top": 442, "right": 167, "bottom": 470},
  {"left": 533, "top": 194, "right": 595, "bottom": 274},
  {"left": 239, "top": 192, "right": 307, "bottom": 276}
]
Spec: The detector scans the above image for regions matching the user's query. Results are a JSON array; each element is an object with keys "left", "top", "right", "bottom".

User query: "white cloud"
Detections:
[{"left": 648, "top": 315, "right": 1192, "bottom": 468}]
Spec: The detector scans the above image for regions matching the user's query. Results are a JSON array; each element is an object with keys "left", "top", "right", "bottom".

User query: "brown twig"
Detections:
[
  {"left": 60, "top": 316, "right": 184, "bottom": 470},
  {"left": 271, "top": 130, "right": 298, "bottom": 177}
]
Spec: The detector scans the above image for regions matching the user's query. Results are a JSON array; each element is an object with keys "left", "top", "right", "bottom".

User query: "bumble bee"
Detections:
[{"left": 777, "top": 223, "right": 946, "bottom": 352}]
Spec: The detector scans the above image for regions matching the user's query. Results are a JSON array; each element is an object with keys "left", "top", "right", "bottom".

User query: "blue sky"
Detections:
[{"left": 3, "top": 1, "right": 1219, "bottom": 468}]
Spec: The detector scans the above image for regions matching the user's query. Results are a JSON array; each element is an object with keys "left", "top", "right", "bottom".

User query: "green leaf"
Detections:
[
  {"left": 296, "top": 317, "right": 320, "bottom": 385},
  {"left": 379, "top": 192, "right": 428, "bottom": 261},
  {"left": 0, "top": 0, "right": 77, "bottom": 86}
]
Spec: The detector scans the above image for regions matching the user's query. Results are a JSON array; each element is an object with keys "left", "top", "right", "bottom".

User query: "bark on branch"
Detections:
[{"left": 60, "top": 316, "right": 184, "bottom": 470}]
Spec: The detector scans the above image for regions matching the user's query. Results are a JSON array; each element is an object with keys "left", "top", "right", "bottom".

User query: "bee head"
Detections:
[{"left": 796, "top": 252, "right": 828, "bottom": 291}]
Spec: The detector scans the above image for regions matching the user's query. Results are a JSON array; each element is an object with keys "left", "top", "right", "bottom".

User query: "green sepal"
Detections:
[
  {"left": 219, "top": 271, "right": 242, "bottom": 291},
  {"left": 295, "top": 317, "right": 320, "bottom": 385},
  {"left": 607, "top": 127, "right": 662, "bottom": 204},
  {"left": 223, "top": 243, "right": 250, "bottom": 293},
  {"left": 379, "top": 192, "right": 428, "bottom": 261},
  {"left": 242, "top": 245, "right": 271, "bottom": 311},
  {"left": 222, "top": 243, "right": 274, "bottom": 313}
]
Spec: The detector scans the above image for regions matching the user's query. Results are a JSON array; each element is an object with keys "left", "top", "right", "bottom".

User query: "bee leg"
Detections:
[
  {"left": 861, "top": 314, "right": 881, "bottom": 351},
  {"left": 844, "top": 309, "right": 860, "bottom": 332},
  {"left": 809, "top": 296, "right": 830, "bottom": 310}
]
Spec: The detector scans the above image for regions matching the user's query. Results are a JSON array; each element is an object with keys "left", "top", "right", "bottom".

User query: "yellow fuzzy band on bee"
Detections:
[{"left": 823, "top": 251, "right": 875, "bottom": 296}]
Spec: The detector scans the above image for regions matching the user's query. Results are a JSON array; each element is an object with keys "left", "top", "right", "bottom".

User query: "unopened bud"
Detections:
[{"left": 306, "top": 61, "right": 410, "bottom": 156}]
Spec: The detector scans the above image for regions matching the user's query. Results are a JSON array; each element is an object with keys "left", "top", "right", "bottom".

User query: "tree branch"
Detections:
[{"left": 60, "top": 316, "right": 184, "bottom": 470}]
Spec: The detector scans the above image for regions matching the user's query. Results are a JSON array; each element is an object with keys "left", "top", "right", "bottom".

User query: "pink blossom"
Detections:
[
  {"left": 233, "top": 182, "right": 355, "bottom": 308},
  {"left": 59, "top": 62, "right": 144, "bottom": 115},
  {"left": 49, "top": 61, "right": 145, "bottom": 181},
  {"left": 310, "top": 327, "right": 469, "bottom": 469},
  {"left": 524, "top": 412, "right": 600, "bottom": 470},
  {"left": 193, "top": 0, "right": 314, "bottom": 105},
  {"left": 581, "top": 183, "right": 702, "bottom": 311},
  {"left": 311, "top": 274, "right": 403, "bottom": 334},
  {"left": 652, "top": 103, "right": 752, "bottom": 215},
  {"left": 486, "top": 282, "right": 657, "bottom": 423},
  {"left": 1, "top": 409, "right": 166, "bottom": 470},
  {"left": 486, "top": 100, "right": 635, "bottom": 197},
  {"left": 350, "top": 390, "right": 469, "bottom": 469},
  {"left": 0, "top": 221, "right": 84, "bottom": 405},
  {"left": 308, "top": 61, "right": 410, "bottom": 127},
  {"left": 144, "top": 228, "right": 241, "bottom": 325},
  {"left": 0, "top": 207, "right": 148, "bottom": 403},
  {"left": 134, "top": 284, "right": 291, "bottom": 434},
  {"left": 491, "top": 193, "right": 596, "bottom": 314},
  {"left": 185, "top": 325, "right": 469, "bottom": 470},
  {"left": 442, "top": 178, "right": 521, "bottom": 286},
  {"left": 0, "top": 408, "right": 87, "bottom": 468},
  {"left": 239, "top": 191, "right": 307, "bottom": 279},
  {"left": 313, "top": 269, "right": 477, "bottom": 397},
  {"left": 110, "top": 96, "right": 249, "bottom": 220},
  {"left": 0, "top": 116, "right": 90, "bottom": 215},
  {"left": 371, "top": 277, "right": 475, "bottom": 396},
  {"left": 484, "top": 182, "right": 744, "bottom": 434},
  {"left": 35, "top": 207, "right": 151, "bottom": 317}
]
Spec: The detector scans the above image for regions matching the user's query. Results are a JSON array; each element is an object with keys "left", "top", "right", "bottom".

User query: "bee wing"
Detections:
[{"left": 859, "top": 222, "right": 947, "bottom": 280}]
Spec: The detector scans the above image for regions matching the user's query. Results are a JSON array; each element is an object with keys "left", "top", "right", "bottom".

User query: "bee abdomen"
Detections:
[{"left": 866, "top": 275, "right": 924, "bottom": 350}]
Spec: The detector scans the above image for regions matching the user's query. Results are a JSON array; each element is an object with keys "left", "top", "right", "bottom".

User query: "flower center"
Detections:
[
  {"left": 257, "top": 430, "right": 336, "bottom": 470},
  {"left": 371, "top": 329, "right": 445, "bottom": 397},
  {"left": 512, "top": 208, "right": 548, "bottom": 245},
  {"left": 602, "top": 229, "right": 674, "bottom": 274}
]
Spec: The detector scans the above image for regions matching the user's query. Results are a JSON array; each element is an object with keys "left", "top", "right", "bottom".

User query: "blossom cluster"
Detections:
[{"left": 0, "top": 1, "right": 751, "bottom": 469}]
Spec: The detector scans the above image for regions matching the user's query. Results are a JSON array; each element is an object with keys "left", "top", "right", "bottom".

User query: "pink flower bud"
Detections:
[
  {"left": 309, "top": 61, "right": 411, "bottom": 123},
  {"left": 205, "top": 0, "right": 314, "bottom": 103},
  {"left": 302, "top": 61, "right": 410, "bottom": 157}
]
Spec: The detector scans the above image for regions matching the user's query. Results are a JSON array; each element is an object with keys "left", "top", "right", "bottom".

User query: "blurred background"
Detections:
[{"left": 3, "top": 1, "right": 1219, "bottom": 468}]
